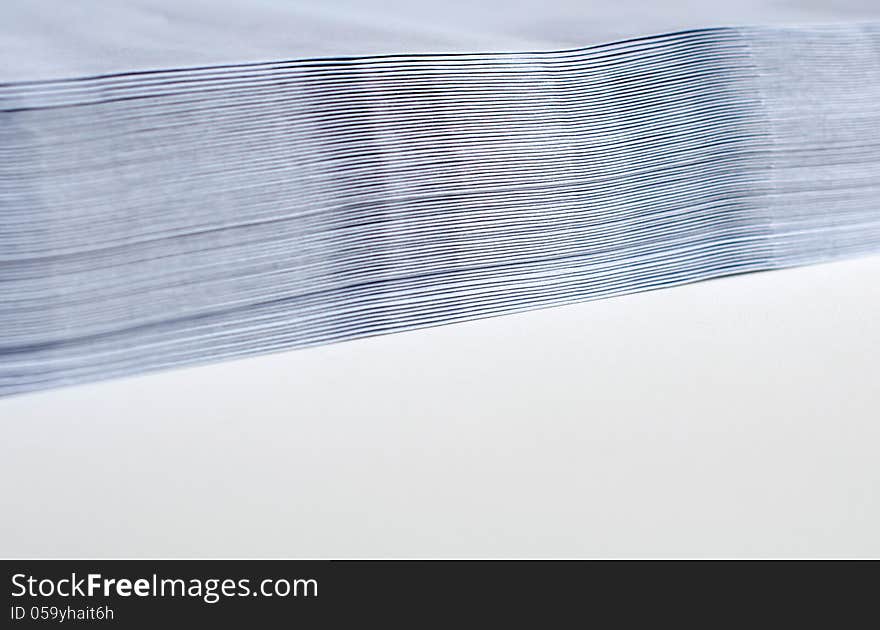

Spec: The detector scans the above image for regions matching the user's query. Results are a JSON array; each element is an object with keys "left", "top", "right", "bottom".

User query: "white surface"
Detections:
[
  {"left": 1, "top": 257, "right": 878, "bottom": 558},
  {"left": 3, "top": 0, "right": 880, "bottom": 81}
]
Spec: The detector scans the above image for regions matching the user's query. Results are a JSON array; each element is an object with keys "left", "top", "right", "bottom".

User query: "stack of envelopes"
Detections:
[{"left": 2, "top": 2, "right": 880, "bottom": 395}]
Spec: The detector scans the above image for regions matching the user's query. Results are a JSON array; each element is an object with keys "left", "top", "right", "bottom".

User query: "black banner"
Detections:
[{"left": 1, "top": 560, "right": 874, "bottom": 626}]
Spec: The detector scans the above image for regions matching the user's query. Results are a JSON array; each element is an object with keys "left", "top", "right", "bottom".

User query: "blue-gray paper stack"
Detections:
[{"left": 2, "top": 1, "right": 880, "bottom": 395}]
